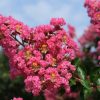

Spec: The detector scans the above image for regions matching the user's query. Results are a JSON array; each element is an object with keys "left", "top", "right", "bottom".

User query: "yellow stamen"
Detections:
[
  {"left": 40, "top": 44, "right": 48, "bottom": 54},
  {"left": 25, "top": 51, "right": 32, "bottom": 60},
  {"left": 51, "top": 58, "right": 57, "bottom": 66},
  {"left": 16, "top": 24, "right": 22, "bottom": 33},
  {"left": 51, "top": 73, "right": 56, "bottom": 78},
  {"left": 62, "top": 35, "right": 67, "bottom": 43},
  {"left": 95, "top": 13, "right": 100, "bottom": 20},
  {"left": 32, "top": 62, "right": 40, "bottom": 71},
  {"left": 32, "top": 62, "right": 39, "bottom": 68}
]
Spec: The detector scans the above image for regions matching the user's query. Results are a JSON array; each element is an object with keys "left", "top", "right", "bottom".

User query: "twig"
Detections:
[{"left": 11, "top": 34, "right": 25, "bottom": 47}]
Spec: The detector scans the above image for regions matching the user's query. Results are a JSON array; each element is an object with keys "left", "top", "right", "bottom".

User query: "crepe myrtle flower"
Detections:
[{"left": 0, "top": 16, "right": 79, "bottom": 97}]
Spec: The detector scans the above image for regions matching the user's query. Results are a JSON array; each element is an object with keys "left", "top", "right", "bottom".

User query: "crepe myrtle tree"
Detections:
[{"left": 0, "top": 0, "right": 100, "bottom": 100}]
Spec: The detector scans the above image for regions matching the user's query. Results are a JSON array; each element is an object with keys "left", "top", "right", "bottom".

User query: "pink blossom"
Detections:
[
  {"left": 80, "top": 0, "right": 100, "bottom": 64},
  {"left": 44, "top": 89, "right": 57, "bottom": 100},
  {"left": 68, "top": 24, "right": 76, "bottom": 38},
  {"left": 34, "top": 25, "right": 53, "bottom": 33},
  {"left": 33, "top": 32, "right": 45, "bottom": 41},
  {"left": 65, "top": 49, "right": 76, "bottom": 60},
  {"left": 12, "top": 97, "right": 23, "bottom": 100},
  {"left": 50, "top": 18, "right": 66, "bottom": 26},
  {"left": 24, "top": 76, "right": 41, "bottom": 96}
]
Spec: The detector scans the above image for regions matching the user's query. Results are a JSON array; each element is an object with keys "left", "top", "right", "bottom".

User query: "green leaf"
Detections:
[
  {"left": 91, "top": 67, "right": 100, "bottom": 75},
  {"left": 74, "top": 58, "right": 86, "bottom": 80},
  {"left": 74, "top": 58, "right": 81, "bottom": 67},
  {"left": 79, "top": 82, "right": 92, "bottom": 100},
  {"left": 77, "top": 66, "right": 86, "bottom": 80},
  {"left": 83, "top": 88, "right": 92, "bottom": 100},
  {"left": 90, "top": 67, "right": 100, "bottom": 88},
  {"left": 96, "top": 78, "right": 100, "bottom": 92},
  {"left": 70, "top": 78, "right": 76, "bottom": 86},
  {"left": 80, "top": 80, "right": 91, "bottom": 90}
]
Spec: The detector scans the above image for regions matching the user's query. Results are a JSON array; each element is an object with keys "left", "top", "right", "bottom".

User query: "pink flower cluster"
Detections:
[
  {"left": 12, "top": 97, "right": 23, "bottom": 100},
  {"left": 67, "top": 24, "right": 76, "bottom": 38},
  {"left": 79, "top": 0, "right": 100, "bottom": 64},
  {"left": 84, "top": 0, "right": 100, "bottom": 24},
  {"left": 50, "top": 18, "right": 66, "bottom": 26},
  {"left": 0, "top": 16, "right": 79, "bottom": 98}
]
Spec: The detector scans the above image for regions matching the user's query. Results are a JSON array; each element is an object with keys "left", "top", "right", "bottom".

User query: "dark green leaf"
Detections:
[
  {"left": 70, "top": 78, "right": 76, "bottom": 86},
  {"left": 77, "top": 67, "right": 86, "bottom": 80},
  {"left": 74, "top": 58, "right": 86, "bottom": 80},
  {"left": 80, "top": 80, "right": 91, "bottom": 90},
  {"left": 96, "top": 78, "right": 100, "bottom": 92},
  {"left": 74, "top": 58, "right": 81, "bottom": 67},
  {"left": 83, "top": 88, "right": 92, "bottom": 100}
]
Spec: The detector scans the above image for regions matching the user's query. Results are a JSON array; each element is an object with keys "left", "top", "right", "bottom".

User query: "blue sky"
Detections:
[{"left": 0, "top": 0, "right": 90, "bottom": 37}]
